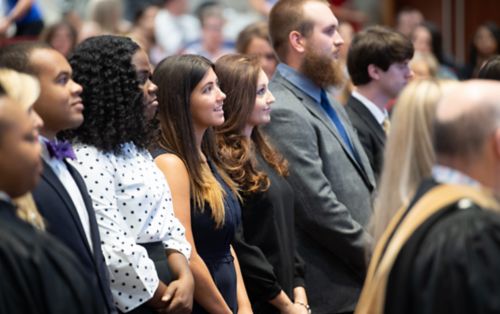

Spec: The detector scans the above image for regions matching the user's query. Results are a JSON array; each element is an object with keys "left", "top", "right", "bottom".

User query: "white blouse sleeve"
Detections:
[{"left": 74, "top": 148, "right": 159, "bottom": 312}]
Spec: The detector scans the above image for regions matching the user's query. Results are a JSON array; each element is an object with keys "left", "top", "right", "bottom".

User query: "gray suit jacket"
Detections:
[{"left": 263, "top": 70, "right": 376, "bottom": 313}]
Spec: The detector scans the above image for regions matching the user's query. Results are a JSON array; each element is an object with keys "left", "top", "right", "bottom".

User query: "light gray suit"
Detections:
[{"left": 263, "top": 68, "right": 376, "bottom": 313}]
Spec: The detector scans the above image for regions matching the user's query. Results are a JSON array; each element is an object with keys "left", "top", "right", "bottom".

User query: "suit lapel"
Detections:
[
  {"left": 40, "top": 159, "right": 95, "bottom": 256},
  {"left": 349, "top": 96, "right": 386, "bottom": 145},
  {"left": 275, "top": 73, "right": 375, "bottom": 190}
]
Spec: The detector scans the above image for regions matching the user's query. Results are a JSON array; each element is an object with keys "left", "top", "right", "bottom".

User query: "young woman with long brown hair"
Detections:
[
  {"left": 152, "top": 54, "right": 252, "bottom": 314},
  {"left": 215, "top": 54, "right": 309, "bottom": 314}
]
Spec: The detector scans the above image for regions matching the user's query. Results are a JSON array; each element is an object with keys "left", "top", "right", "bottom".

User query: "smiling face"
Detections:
[
  {"left": 190, "top": 67, "right": 226, "bottom": 132},
  {"left": 131, "top": 48, "right": 158, "bottom": 120},
  {"left": 246, "top": 69, "right": 274, "bottom": 132},
  {"left": 30, "top": 48, "right": 83, "bottom": 139}
]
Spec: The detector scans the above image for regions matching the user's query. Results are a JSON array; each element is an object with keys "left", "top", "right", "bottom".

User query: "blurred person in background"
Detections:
[
  {"left": 395, "top": 7, "right": 423, "bottom": 39},
  {"left": 0, "top": 0, "right": 44, "bottom": 38},
  {"left": 78, "top": 0, "right": 130, "bottom": 42},
  {"left": 477, "top": 54, "right": 500, "bottom": 80},
  {"left": 464, "top": 22, "right": 500, "bottom": 79},
  {"left": 183, "top": 1, "right": 234, "bottom": 61},
  {"left": 411, "top": 21, "right": 458, "bottom": 80},
  {"left": 40, "top": 20, "right": 78, "bottom": 57},
  {"left": 236, "top": 21, "right": 277, "bottom": 79}
]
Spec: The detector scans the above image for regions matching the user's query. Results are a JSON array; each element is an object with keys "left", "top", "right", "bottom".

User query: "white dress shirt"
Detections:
[
  {"left": 351, "top": 90, "right": 389, "bottom": 125},
  {"left": 40, "top": 137, "right": 93, "bottom": 252},
  {"left": 73, "top": 142, "right": 191, "bottom": 312}
]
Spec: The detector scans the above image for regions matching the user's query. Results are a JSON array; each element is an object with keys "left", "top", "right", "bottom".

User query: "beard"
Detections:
[{"left": 300, "top": 47, "right": 345, "bottom": 88}]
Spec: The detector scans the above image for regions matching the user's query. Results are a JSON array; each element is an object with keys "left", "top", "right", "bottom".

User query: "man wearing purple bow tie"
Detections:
[{"left": 0, "top": 43, "right": 116, "bottom": 314}]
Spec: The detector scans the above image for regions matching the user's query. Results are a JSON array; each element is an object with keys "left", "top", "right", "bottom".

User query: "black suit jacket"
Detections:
[
  {"left": 345, "top": 95, "right": 386, "bottom": 182},
  {"left": 32, "top": 159, "right": 116, "bottom": 314}
]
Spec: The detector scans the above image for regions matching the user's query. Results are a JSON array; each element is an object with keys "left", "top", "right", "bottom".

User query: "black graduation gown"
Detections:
[{"left": 0, "top": 200, "right": 105, "bottom": 314}]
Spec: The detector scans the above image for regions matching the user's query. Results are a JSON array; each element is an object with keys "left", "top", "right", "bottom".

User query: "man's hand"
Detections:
[{"left": 161, "top": 273, "right": 194, "bottom": 314}]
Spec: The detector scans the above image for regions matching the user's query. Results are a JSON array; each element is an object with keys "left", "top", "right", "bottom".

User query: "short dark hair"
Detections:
[
  {"left": 0, "top": 42, "right": 51, "bottom": 75},
  {"left": 478, "top": 55, "right": 500, "bottom": 80},
  {"left": 347, "top": 26, "right": 414, "bottom": 86}
]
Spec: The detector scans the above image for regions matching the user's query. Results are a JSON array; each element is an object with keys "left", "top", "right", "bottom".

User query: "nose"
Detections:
[
  {"left": 334, "top": 30, "right": 344, "bottom": 47},
  {"left": 148, "top": 80, "right": 158, "bottom": 95},
  {"left": 267, "top": 90, "right": 275, "bottom": 104},
  {"left": 71, "top": 79, "right": 83, "bottom": 95},
  {"left": 217, "top": 86, "right": 226, "bottom": 101}
]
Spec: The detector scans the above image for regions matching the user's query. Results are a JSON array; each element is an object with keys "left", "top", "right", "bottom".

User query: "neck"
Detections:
[
  {"left": 355, "top": 85, "right": 390, "bottom": 111},
  {"left": 194, "top": 125, "right": 206, "bottom": 153},
  {"left": 438, "top": 156, "right": 493, "bottom": 189},
  {"left": 242, "top": 125, "right": 253, "bottom": 138},
  {"left": 40, "top": 128, "right": 58, "bottom": 141}
]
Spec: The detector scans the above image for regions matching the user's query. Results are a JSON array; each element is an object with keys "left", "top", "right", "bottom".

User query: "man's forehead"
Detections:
[
  {"left": 30, "top": 48, "right": 71, "bottom": 76},
  {"left": 303, "top": 1, "right": 337, "bottom": 27}
]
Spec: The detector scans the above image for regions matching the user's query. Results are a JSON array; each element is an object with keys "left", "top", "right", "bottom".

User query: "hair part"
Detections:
[
  {"left": 348, "top": 25, "right": 414, "bottom": 86},
  {"left": 153, "top": 54, "right": 238, "bottom": 227}
]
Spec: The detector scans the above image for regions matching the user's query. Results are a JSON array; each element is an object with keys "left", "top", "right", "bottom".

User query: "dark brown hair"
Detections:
[{"left": 215, "top": 54, "right": 288, "bottom": 194}]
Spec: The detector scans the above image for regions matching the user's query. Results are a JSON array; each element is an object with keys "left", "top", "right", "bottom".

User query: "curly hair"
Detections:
[
  {"left": 153, "top": 54, "right": 238, "bottom": 227},
  {"left": 62, "top": 35, "right": 152, "bottom": 154},
  {"left": 214, "top": 54, "right": 288, "bottom": 194}
]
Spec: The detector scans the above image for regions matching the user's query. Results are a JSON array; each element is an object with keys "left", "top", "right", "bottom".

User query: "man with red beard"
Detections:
[
  {"left": 345, "top": 26, "right": 414, "bottom": 181},
  {"left": 263, "top": 1, "right": 376, "bottom": 313}
]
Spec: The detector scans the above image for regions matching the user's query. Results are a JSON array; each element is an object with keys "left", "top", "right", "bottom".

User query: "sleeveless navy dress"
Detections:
[{"left": 152, "top": 149, "right": 241, "bottom": 313}]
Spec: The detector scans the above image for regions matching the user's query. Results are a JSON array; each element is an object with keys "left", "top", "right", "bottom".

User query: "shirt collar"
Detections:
[
  {"left": 277, "top": 63, "right": 322, "bottom": 104},
  {"left": 0, "top": 191, "right": 11, "bottom": 202},
  {"left": 351, "top": 90, "right": 388, "bottom": 124},
  {"left": 432, "top": 164, "right": 481, "bottom": 188}
]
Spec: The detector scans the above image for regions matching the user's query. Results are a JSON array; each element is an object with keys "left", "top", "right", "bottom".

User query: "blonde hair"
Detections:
[
  {"left": 0, "top": 68, "right": 45, "bottom": 230},
  {"left": 371, "top": 79, "right": 457, "bottom": 245},
  {"left": 409, "top": 51, "right": 439, "bottom": 79}
]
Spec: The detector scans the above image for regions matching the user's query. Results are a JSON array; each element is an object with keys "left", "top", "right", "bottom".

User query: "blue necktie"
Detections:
[
  {"left": 319, "top": 89, "right": 361, "bottom": 164},
  {"left": 44, "top": 139, "right": 77, "bottom": 160}
]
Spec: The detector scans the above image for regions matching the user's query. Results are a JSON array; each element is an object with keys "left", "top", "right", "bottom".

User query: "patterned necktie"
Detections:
[
  {"left": 382, "top": 117, "right": 391, "bottom": 135},
  {"left": 44, "top": 139, "right": 76, "bottom": 160}
]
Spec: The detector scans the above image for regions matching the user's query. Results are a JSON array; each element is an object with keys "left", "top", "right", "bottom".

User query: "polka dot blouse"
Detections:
[{"left": 71, "top": 143, "right": 191, "bottom": 312}]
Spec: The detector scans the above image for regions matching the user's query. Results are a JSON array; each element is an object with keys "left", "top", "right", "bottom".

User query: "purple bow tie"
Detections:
[{"left": 44, "top": 139, "right": 76, "bottom": 160}]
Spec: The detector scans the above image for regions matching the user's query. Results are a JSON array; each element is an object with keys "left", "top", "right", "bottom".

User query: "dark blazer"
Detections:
[
  {"left": 345, "top": 95, "right": 386, "bottom": 182},
  {"left": 263, "top": 70, "right": 376, "bottom": 313},
  {"left": 32, "top": 159, "right": 116, "bottom": 314}
]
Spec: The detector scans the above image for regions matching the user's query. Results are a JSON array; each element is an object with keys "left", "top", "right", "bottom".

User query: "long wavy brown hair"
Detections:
[{"left": 215, "top": 54, "right": 288, "bottom": 194}]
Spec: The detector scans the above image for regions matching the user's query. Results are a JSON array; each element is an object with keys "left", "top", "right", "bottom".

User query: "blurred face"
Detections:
[
  {"left": 27, "top": 106, "right": 44, "bottom": 138},
  {"left": 246, "top": 37, "right": 277, "bottom": 78},
  {"left": 190, "top": 67, "right": 226, "bottom": 131},
  {"left": 475, "top": 26, "right": 498, "bottom": 56},
  {"left": 138, "top": 6, "right": 159, "bottom": 35},
  {"left": 49, "top": 25, "right": 74, "bottom": 57},
  {"left": 202, "top": 16, "right": 225, "bottom": 51},
  {"left": 379, "top": 60, "right": 413, "bottom": 98},
  {"left": 31, "top": 48, "right": 83, "bottom": 139},
  {"left": 0, "top": 98, "right": 42, "bottom": 198},
  {"left": 246, "top": 69, "right": 275, "bottom": 131},
  {"left": 303, "top": 1, "right": 344, "bottom": 61},
  {"left": 132, "top": 48, "right": 158, "bottom": 120},
  {"left": 412, "top": 26, "right": 432, "bottom": 53}
]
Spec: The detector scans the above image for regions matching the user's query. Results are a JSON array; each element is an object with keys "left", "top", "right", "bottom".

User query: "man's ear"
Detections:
[
  {"left": 289, "top": 31, "right": 306, "bottom": 53},
  {"left": 367, "top": 64, "right": 381, "bottom": 81}
]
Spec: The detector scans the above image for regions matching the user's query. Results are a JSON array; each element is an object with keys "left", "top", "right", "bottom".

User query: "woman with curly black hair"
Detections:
[
  {"left": 214, "top": 54, "right": 309, "bottom": 314},
  {"left": 151, "top": 54, "right": 252, "bottom": 314},
  {"left": 65, "top": 35, "right": 194, "bottom": 314}
]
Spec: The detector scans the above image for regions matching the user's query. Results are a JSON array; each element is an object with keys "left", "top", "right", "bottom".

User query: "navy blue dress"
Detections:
[{"left": 151, "top": 149, "right": 241, "bottom": 313}]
